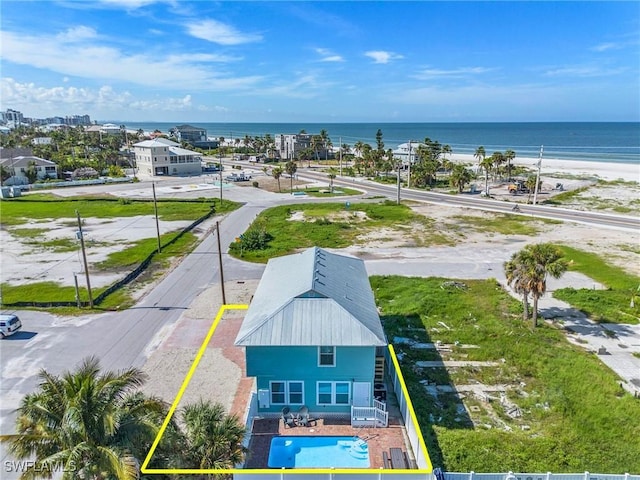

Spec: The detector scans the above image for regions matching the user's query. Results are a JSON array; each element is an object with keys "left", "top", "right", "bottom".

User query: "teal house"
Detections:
[{"left": 234, "top": 247, "right": 388, "bottom": 418}]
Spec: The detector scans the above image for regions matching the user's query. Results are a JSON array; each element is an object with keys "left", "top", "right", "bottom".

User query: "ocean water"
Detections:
[{"left": 114, "top": 122, "right": 640, "bottom": 164}]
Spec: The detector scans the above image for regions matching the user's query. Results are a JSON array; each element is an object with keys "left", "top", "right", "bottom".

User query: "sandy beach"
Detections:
[{"left": 448, "top": 153, "right": 639, "bottom": 183}]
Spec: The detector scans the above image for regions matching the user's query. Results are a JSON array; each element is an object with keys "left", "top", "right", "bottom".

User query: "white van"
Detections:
[{"left": 0, "top": 314, "right": 22, "bottom": 338}]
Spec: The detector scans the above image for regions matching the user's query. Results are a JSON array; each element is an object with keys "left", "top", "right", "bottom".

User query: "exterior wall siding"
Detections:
[{"left": 247, "top": 345, "right": 376, "bottom": 414}]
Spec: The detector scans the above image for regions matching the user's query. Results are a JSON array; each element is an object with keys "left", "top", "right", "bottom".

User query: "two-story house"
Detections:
[
  {"left": 0, "top": 155, "right": 58, "bottom": 185},
  {"left": 234, "top": 247, "right": 387, "bottom": 418},
  {"left": 133, "top": 137, "right": 203, "bottom": 176}
]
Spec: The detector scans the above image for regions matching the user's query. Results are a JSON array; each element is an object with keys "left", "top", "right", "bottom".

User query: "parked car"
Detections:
[
  {"left": 0, "top": 314, "right": 22, "bottom": 338},
  {"left": 225, "top": 172, "right": 252, "bottom": 182}
]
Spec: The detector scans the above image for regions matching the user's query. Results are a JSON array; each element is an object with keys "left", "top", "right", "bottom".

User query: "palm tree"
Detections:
[
  {"left": 504, "top": 149, "right": 516, "bottom": 180},
  {"left": 311, "top": 135, "right": 323, "bottom": 163},
  {"left": 474, "top": 146, "right": 486, "bottom": 171},
  {"left": 0, "top": 357, "right": 166, "bottom": 479},
  {"left": 504, "top": 243, "right": 568, "bottom": 327},
  {"left": 488, "top": 151, "right": 504, "bottom": 180},
  {"left": 179, "top": 400, "right": 246, "bottom": 470},
  {"left": 285, "top": 160, "right": 297, "bottom": 192},
  {"left": 327, "top": 167, "right": 337, "bottom": 192},
  {"left": 479, "top": 155, "right": 494, "bottom": 196},
  {"left": 449, "top": 164, "right": 472, "bottom": 193},
  {"left": 272, "top": 166, "right": 283, "bottom": 192},
  {"left": 353, "top": 140, "right": 365, "bottom": 160},
  {"left": 319, "top": 129, "right": 330, "bottom": 162},
  {"left": 525, "top": 175, "right": 538, "bottom": 203},
  {"left": 505, "top": 255, "right": 532, "bottom": 321}
]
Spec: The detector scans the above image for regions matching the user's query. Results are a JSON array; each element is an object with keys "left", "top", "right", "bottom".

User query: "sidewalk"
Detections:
[{"left": 537, "top": 294, "right": 640, "bottom": 396}]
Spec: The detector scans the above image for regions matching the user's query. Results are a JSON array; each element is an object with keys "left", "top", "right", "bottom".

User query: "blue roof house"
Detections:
[{"left": 234, "top": 247, "right": 388, "bottom": 422}]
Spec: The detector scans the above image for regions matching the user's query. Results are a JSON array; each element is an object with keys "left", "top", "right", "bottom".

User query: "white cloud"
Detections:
[
  {"left": 185, "top": 19, "right": 262, "bottom": 45},
  {"left": 56, "top": 26, "right": 99, "bottom": 43},
  {"left": 315, "top": 48, "right": 345, "bottom": 62},
  {"left": 543, "top": 65, "right": 628, "bottom": 78},
  {"left": 412, "top": 66, "right": 495, "bottom": 80},
  {"left": 0, "top": 78, "right": 211, "bottom": 115},
  {"left": 0, "top": 29, "right": 262, "bottom": 91},
  {"left": 364, "top": 50, "right": 403, "bottom": 64},
  {"left": 591, "top": 42, "right": 620, "bottom": 52},
  {"left": 97, "top": 0, "right": 164, "bottom": 9}
]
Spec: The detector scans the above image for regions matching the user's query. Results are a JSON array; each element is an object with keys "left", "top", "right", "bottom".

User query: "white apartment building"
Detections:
[{"left": 133, "top": 138, "right": 202, "bottom": 176}]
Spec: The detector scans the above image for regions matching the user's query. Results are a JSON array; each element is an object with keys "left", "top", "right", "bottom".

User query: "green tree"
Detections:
[
  {"left": 311, "top": 135, "right": 323, "bottom": 162},
  {"left": 449, "top": 164, "right": 472, "bottom": 193},
  {"left": 285, "top": 160, "right": 297, "bottom": 192},
  {"left": 504, "top": 243, "right": 569, "bottom": 327},
  {"left": 327, "top": 167, "right": 337, "bottom": 192},
  {"left": 479, "top": 155, "right": 494, "bottom": 196},
  {"left": 474, "top": 145, "right": 486, "bottom": 165},
  {"left": 179, "top": 400, "right": 246, "bottom": 470},
  {"left": 0, "top": 165, "right": 12, "bottom": 185},
  {"left": 25, "top": 160, "right": 38, "bottom": 184},
  {"left": 375, "top": 129, "right": 384, "bottom": 152},
  {"left": 272, "top": 166, "right": 283, "bottom": 192},
  {"left": 526, "top": 175, "right": 538, "bottom": 203},
  {"left": 504, "top": 149, "right": 516, "bottom": 180},
  {"left": 0, "top": 357, "right": 166, "bottom": 479}
]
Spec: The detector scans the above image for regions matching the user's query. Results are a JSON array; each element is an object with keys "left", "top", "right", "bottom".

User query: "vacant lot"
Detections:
[
  {"left": 372, "top": 275, "right": 640, "bottom": 472},
  {"left": 0, "top": 194, "right": 239, "bottom": 307}
]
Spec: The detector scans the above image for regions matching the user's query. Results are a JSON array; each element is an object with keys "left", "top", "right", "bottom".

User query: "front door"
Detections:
[{"left": 352, "top": 382, "right": 371, "bottom": 407}]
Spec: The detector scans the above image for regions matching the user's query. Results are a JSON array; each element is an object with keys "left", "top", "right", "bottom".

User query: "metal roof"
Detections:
[
  {"left": 133, "top": 138, "right": 179, "bottom": 147},
  {"left": 234, "top": 247, "right": 386, "bottom": 347}
]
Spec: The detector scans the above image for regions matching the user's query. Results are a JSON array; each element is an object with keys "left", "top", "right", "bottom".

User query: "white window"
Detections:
[
  {"left": 270, "top": 381, "right": 304, "bottom": 405},
  {"left": 318, "top": 346, "right": 335, "bottom": 367},
  {"left": 316, "top": 381, "right": 351, "bottom": 405}
]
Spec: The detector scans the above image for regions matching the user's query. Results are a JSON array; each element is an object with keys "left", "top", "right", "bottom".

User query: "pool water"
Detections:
[{"left": 268, "top": 436, "right": 370, "bottom": 468}]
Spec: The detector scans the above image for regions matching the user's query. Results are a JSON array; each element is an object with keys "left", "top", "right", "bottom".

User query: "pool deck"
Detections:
[{"left": 245, "top": 415, "right": 412, "bottom": 469}]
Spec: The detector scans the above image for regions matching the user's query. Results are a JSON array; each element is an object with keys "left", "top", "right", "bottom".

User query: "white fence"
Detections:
[
  {"left": 384, "top": 347, "right": 430, "bottom": 471},
  {"left": 443, "top": 473, "right": 639, "bottom": 480}
]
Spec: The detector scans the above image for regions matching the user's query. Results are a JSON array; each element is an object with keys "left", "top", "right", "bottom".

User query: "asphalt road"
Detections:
[{"left": 297, "top": 169, "right": 640, "bottom": 232}]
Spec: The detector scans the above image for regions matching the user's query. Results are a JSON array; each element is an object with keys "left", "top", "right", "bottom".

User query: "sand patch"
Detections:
[{"left": 287, "top": 210, "right": 369, "bottom": 222}]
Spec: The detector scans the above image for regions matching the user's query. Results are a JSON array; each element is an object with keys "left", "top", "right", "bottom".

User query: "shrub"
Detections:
[{"left": 252, "top": 181, "right": 259, "bottom": 188}]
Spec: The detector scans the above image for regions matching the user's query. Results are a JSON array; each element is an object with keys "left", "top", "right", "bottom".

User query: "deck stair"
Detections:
[{"left": 350, "top": 399, "right": 388, "bottom": 427}]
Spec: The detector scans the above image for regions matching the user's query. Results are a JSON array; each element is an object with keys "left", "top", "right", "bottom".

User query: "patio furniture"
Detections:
[
  {"left": 281, "top": 407, "right": 297, "bottom": 428},
  {"left": 296, "top": 405, "right": 314, "bottom": 426},
  {"left": 389, "top": 448, "right": 409, "bottom": 469},
  {"left": 383, "top": 451, "right": 392, "bottom": 469}
]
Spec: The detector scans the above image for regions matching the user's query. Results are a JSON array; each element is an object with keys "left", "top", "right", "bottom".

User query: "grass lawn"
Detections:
[
  {"left": 228, "top": 200, "right": 449, "bottom": 262},
  {"left": 284, "top": 186, "right": 363, "bottom": 197},
  {"left": 372, "top": 275, "right": 640, "bottom": 472},
  {"left": 452, "top": 214, "right": 561, "bottom": 236},
  {"left": 0, "top": 194, "right": 239, "bottom": 225},
  {"left": 553, "top": 245, "right": 640, "bottom": 324}
]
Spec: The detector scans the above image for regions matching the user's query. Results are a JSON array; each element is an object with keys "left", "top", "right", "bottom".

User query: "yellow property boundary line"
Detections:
[{"left": 141, "top": 304, "right": 433, "bottom": 475}]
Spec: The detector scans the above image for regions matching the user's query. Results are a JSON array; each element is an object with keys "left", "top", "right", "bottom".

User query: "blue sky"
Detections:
[{"left": 1, "top": 1, "right": 638, "bottom": 122}]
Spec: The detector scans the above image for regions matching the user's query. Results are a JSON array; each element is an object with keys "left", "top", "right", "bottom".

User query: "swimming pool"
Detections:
[{"left": 268, "top": 436, "right": 370, "bottom": 468}]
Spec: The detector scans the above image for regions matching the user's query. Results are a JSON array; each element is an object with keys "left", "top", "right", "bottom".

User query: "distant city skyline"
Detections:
[{"left": 1, "top": 1, "right": 638, "bottom": 123}]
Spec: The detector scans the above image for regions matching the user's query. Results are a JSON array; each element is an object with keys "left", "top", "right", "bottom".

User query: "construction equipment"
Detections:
[{"left": 508, "top": 181, "right": 529, "bottom": 194}]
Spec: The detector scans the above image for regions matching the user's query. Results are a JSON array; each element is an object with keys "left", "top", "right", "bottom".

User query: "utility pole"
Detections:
[
  {"left": 215, "top": 221, "right": 226, "bottom": 305},
  {"left": 533, "top": 145, "right": 543, "bottom": 205},
  {"left": 76, "top": 210, "right": 93, "bottom": 308},
  {"left": 407, "top": 141, "right": 412, "bottom": 188},
  {"left": 152, "top": 183, "right": 161, "bottom": 253},
  {"left": 339, "top": 137, "right": 342, "bottom": 177},
  {"left": 396, "top": 160, "right": 401, "bottom": 205},
  {"left": 73, "top": 273, "right": 81, "bottom": 308}
]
